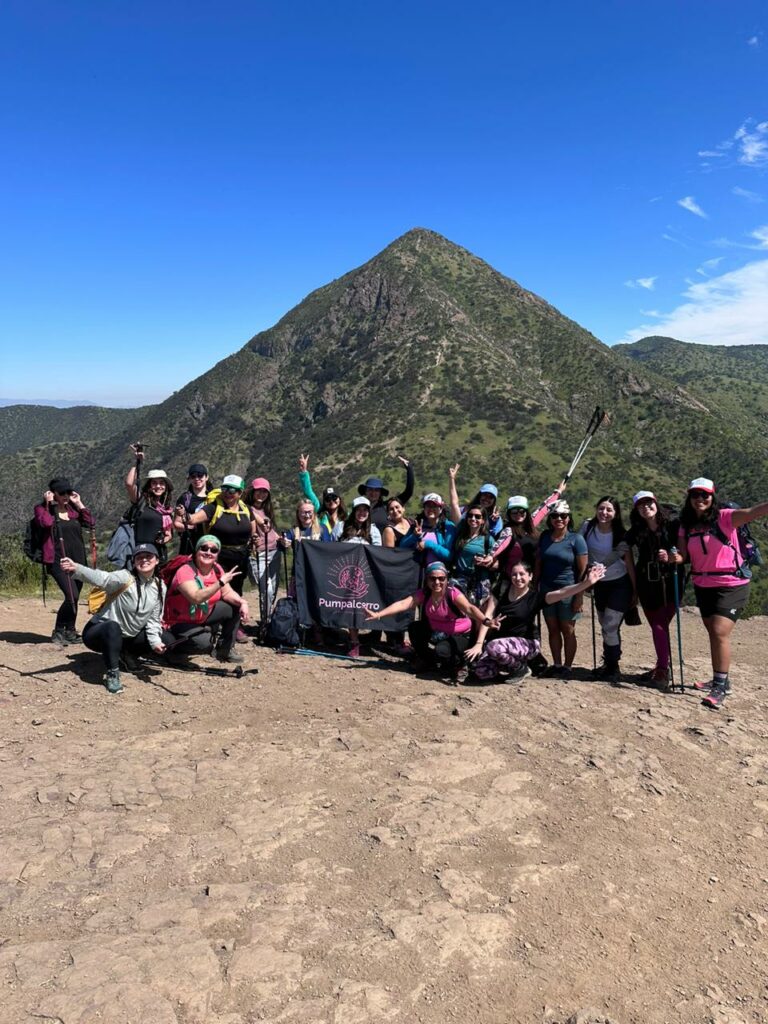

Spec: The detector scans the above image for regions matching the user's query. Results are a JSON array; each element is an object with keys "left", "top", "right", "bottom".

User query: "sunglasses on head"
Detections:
[{"left": 198, "top": 544, "right": 220, "bottom": 554}]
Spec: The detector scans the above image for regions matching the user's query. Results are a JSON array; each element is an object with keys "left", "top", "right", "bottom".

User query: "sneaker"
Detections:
[
  {"left": 505, "top": 665, "right": 532, "bottom": 684},
  {"left": 348, "top": 644, "right": 361, "bottom": 659},
  {"left": 217, "top": 649, "right": 245, "bottom": 664},
  {"left": 104, "top": 669, "right": 123, "bottom": 694},
  {"left": 543, "top": 664, "right": 564, "bottom": 678},
  {"left": 64, "top": 628, "right": 81, "bottom": 644},
  {"left": 695, "top": 677, "right": 732, "bottom": 695},
  {"left": 560, "top": 666, "right": 573, "bottom": 681},
  {"left": 650, "top": 666, "right": 670, "bottom": 692},
  {"left": 451, "top": 666, "right": 469, "bottom": 686},
  {"left": 235, "top": 628, "right": 249, "bottom": 644},
  {"left": 51, "top": 629, "right": 68, "bottom": 645},
  {"left": 702, "top": 682, "right": 728, "bottom": 710}
]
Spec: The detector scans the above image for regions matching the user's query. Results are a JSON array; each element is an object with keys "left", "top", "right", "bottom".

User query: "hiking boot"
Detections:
[
  {"left": 64, "top": 628, "right": 81, "bottom": 644},
  {"left": 527, "top": 653, "right": 548, "bottom": 677},
  {"left": 651, "top": 666, "right": 671, "bottom": 692},
  {"left": 702, "top": 682, "right": 728, "bottom": 710},
  {"left": 51, "top": 629, "right": 68, "bottom": 645},
  {"left": 695, "top": 677, "right": 732, "bottom": 695},
  {"left": 560, "top": 666, "right": 573, "bottom": 681},
  {"left": 543, "top": 664, "right": 564, "bottom": 678},
  {"left": 217, "top": 648, "right": 245, "bottom": 664},
  {"left": 104, "top": 669, "right": 123, "bottom": 694}
]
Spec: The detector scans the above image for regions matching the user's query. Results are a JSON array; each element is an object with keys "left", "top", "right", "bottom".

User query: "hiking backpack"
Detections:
[
  {"left": 685, "top": 504, "right": 763, "bottom": 581},
  {"left": 267, "top": 598, "right": 300, "bottom": 648},
  {"left": 23, "top": 516, "right": 45, "bottom": 563}
]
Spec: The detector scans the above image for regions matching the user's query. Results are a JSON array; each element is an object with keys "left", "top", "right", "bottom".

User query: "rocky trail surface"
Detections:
[{"left": 1, "top": 597, "right": 768, "bottom": 1024}]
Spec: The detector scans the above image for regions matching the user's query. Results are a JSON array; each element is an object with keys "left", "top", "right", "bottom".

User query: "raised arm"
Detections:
[
  {"left": 396, "top": 455, "right": 414, "bottom": 505},
  {"left": 531, "top": 479, "right": 567, "bottom": 527},
  {"left": 447, "top": 464, "right": 461, "bottom": 525},
  {"left": 124, "top": 444, "right": 144, "bottom": 503},
  {"left": 298, "top": 453, "right": 321, "bottom": 512},
  {"left": 544, "top": 562, "right": 606, "bottom": 604},
  {"left": 733, "top": 501, "right": 768, "bottom": 528},
  {"left": 365, "top": 594, "right": 417, "bottom": 621}
]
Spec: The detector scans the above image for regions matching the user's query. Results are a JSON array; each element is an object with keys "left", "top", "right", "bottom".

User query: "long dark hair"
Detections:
[
  {"left": 324, "top": 491, "right": 347, "bottom": 522},
  {"left": 141, "top": 477, "right": 173, "bottom": 507},
  {"left": 244, "top": 486, "right": 276, "bottom": 524},
  {"left": 130, "top": 563, "right": 163, "bottom": 610},
  {"left": 680, "top": 492, "right": 720, "bottom": 531},
  {"left": 629, "top": 499, "right": 672, "bottom": 535},
  {"left": 454, "top": 505, "right": 489, "bottom": 553},
  {"left": 416, "top": 505, "right": 449, "bottom": 533},
  {"left": 583, "top": 496, "right": 626, "bottom": 547},
  {"left": 341, "top": 505, "right": 374, "bottom": 543}
]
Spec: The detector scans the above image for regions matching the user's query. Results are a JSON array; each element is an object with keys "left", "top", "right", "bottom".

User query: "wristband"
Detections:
[{"left": 483, "top": 617, "right": 492, "bottom": 626}]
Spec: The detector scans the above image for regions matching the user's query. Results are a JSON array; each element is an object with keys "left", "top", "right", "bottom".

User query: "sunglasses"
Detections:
[
  {"left": 55, "top": 491, "right": 72, "bottom": 497},
  {"left": 197, "top": 544, "right": 220, "bottom": 554},
  {"left": 324, "top": 495, "right": 340, "bottom": 502},
  {"left": 509, "top": 507, "right": 526, "bottom": 514},
  {"left": 188, "top": 472, "right": 206, "bottom": 478},
  {"left": 550, "top": 513, "right": 568, "bottom": 520},
  {"left": 429, "top": 575, "right": 447, "bottom": 582},
  {"left": 690, "top": 490, "right": 711, "bottom": 499},
  {"left": 222, "top": 486, "right": 241, "bottom": 494},
  {"left": 466, "top": 513, "right": 483, "bottom": 520}
]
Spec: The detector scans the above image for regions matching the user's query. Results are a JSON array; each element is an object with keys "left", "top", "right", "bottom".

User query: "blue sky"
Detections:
[{"left": 1, "top": 1, "right": 766, "bottom": 405}]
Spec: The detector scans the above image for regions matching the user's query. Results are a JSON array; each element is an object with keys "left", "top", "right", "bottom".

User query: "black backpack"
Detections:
[
  {"left": 267, "top": 598, "right": 300, "bottom": 648},
  {"left": 23, "top": 516, "right": 45, "bottom": 563}
]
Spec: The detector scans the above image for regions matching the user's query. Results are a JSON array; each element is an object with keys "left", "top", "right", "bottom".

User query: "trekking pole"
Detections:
[
  {"left": 51, "top": 510, "right": 77, "bottom": 610},
  {"left": 563, "top": 406, "right": 607, "bottom": 485},
  {"left": 661, "top": 572, "right": 674, "bottom": 689},
  {"left": 254, "top": 537, "right": 264, "bottom": 637},
  {"left": 260, "top": 530, "right": 269, "bottom": 638},
  {"left": 590, "top": 587, "right": 597, "bottom": 672},
  {"left": 670, "top": 549, "right": 685, "bottom": 692},
  {"left": 89, "top": 522, "right": 98, "bottom": 569}
]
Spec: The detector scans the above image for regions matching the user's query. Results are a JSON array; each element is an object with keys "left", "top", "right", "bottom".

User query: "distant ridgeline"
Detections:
[{"left": 2, "top": 229, "right": 767, "bottom": 611}]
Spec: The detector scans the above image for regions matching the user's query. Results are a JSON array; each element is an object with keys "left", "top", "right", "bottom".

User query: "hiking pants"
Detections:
[
  {"left": 218, "top": 547, "right": 249, "bottom": 596},
  {"left": 162, "top": 601, "right": 238, "bottom": 655},
  {"left": 643, "top": 603, "right": 675, "bottom": 671},
  {"left": 593, "top": 576, "right": 632, "bottom": 656},
  {"left": 473, "top": 637, "right": 540, "bottom": 681},
  {"left": 47, "top": 562, "right": 84, "bottom": 632},
  {"left": 82, "top": 620, "right": 152, "bottom": 671}
]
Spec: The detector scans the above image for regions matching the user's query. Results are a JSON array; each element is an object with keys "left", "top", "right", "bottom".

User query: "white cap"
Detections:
[
  {"left": 688, "top": 477, "right": 715, "bottom": 494},
  {"left": 147, "top": 469, "right": 168, "bottom": 480},
  {"left": 507, "top": 495, "right": 529, "bottom": 510},
  {"left": 352, "top": 496, "right": 371, "bottom": 508},
  {"left": 222, "top": 474, "right": 245, "bottom": 489},
  {"left": 632, "top": 490, "right": 656, "bottom": 505},
  {"left": 422, "top": 492, "right": 444, "bottom": 506}
]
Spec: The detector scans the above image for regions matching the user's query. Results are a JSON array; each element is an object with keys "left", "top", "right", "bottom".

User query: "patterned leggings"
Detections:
[{"left": 473, "top": 637, "right": 541, "bottom": 680}]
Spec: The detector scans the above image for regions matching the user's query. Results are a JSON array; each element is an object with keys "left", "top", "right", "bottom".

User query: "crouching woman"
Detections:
[
  {"left": 59, "top": 543, "right": 166, "bottom": 694},
  {"left": 162, "top": 535, "right": 250, "bottom": 664},
  {"left": 365, "top": 560, "right": 495, "bottom": 683},
  {"left": 466, "top": 560, "right": 606, "bottom": 682}
]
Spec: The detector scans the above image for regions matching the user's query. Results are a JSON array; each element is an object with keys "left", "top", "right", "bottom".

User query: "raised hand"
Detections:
[
  {"left": 298, "top": 453, "right": 309, "bottom": 472},
  {"left": 448, "top": 463, "right": 460, "bottom": 481},
  {"left": 69, "top": 491, "right": 84, "bottom": 508},
  {"left": 129, "top": 443, "right": 145, "bottom": 462},
  {"left": 221, "top": 567, "right": 242, "bottom": 586},
  {"left": 43, "top": 490, "right": 55, "bottom": 504},
  {"left": 396, "top": 454, "right": 410, "bottom": 467}
]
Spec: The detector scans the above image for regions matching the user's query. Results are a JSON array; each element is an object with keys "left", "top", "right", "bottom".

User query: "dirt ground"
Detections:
[{"left": 1, "top": 597, "right": 767, "bottom": 1024}]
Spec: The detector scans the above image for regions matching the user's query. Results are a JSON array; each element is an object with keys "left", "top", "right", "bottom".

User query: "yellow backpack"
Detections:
[
  {"left": 206, "top": 488, "right": 250, "bottom": 529},
  {"left": 88, "top": 578, "right": 134, "bottom": 615}
]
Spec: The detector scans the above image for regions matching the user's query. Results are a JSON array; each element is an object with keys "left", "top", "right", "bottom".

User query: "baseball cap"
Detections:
[{"left": 688, "top": 477, "right": 715, "bottom": 494}]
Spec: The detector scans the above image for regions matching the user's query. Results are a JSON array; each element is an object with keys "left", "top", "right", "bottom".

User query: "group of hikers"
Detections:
[{"left": 29, "top": 442, "right": 768, "bottom": 711}]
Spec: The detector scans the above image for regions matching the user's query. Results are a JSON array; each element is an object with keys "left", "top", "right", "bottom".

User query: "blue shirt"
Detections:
[{"left": 539, "top": 531, "right": 588, "bottom": 590}]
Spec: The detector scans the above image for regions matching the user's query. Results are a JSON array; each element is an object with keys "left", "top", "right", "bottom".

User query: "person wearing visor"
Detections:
[
  {"left": 537, "top": 500, "right": 588, "bottom": 679},
  {"left": 174, "top": 463, "right": 210, "bottom": 556},
  {"left": 625, "top": 489, "right": 684, "bottom": 689},
  {"left": 356, "top": 455, "right": 414, "bottom": 531},
  {"left": 59, "top": 543, "right": 166, "bottom": 694},
  {"left": 162, "top": 534, "right": 249, "bottom": 663},
  {"left": 184, "top": 475, "right": 256, "bottom": 602},
  {"left": 33, "top": 478, "right": 95, "bottom": 644},
  {"left": 298, "top": 453, "right": 346, "bottom": 539},
  {"left": 667, "top": 478, "right": 768, "bottom": 710}
]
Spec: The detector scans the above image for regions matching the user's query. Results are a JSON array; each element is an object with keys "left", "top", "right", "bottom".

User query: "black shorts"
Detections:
[{"left": 694, "top": 583, "right": 750, "bottom": 622}]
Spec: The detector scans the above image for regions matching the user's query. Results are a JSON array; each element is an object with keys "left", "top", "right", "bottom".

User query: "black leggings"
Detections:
[
  {"left": 47, "top": 562, "right": 84, "bottom": 631},
  {"left": 408, "top": 617, "right": 473, "bottom": 672},
  {"left": 82, "top": 619, "right": 153, "bottom": 671},
  {"left": 162, "top": 601, "right": 238, "bottom": 654},
  {"left": 218, "top": 547, "right": 249, "bottom": 596}
]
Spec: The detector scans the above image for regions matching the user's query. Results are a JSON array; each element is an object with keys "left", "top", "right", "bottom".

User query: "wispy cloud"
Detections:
[
  {"left": 747, "top": 34, "right": 761, "bottom": 48},
  {"left": 696, "top": 257, "right": 725, "bottom": 277},
  {"left": 624, "top": 276, "right": 657, "bottom": 291},
  {"left": 735, "top": 120, "right": 768, "bottom": 166},
  {"left": 678, "top": 196, "right": 708, "bottom": 218},
  {"left": 618, "top": 259, "right": 768, "bottom": 346},
  {"left": 698, "top": 150, "right": 725, "bottom": 158},
  {"left": 732, "top": 185, "right": 764, "bottom": 203},
  {"left": 713, "top": 224, "right": 768, "bottom": 251}
]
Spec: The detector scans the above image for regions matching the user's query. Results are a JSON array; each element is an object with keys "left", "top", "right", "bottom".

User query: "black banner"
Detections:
[{"left": 295, "top": 541, "right": 421, "bottom": 630}]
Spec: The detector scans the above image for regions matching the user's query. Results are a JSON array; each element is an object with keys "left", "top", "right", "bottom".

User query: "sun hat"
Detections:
[
  {"left": 187, "top": 463, "right": 208, "bottom": 476},
  {"left": 358, "top": 476, "right": 389, "bottom": 497},
  {"left": 195, "top": 534, "right": 221, "bottom": 551},
  {"left": 688, "top": 477, "right": 715, "bottom": 494},
  {"left": 422, "top": 492, "right": 444, "bottom": 506},
  {"left": 250, "top": 477, "right": 271, "bottom": 491},
  {"left": 479, "top": 483, "right": 498, "bottom": 498},
  {"left": 352, "top": 496, "right": 371, "bottom": 509},
  {"left": 507, "top": 495, "right": 529, "bottom": 510},
  {"left": 632, "top": 490, "right": 657, "bottom": 505},
  {"left": 133, "top": 543, "right": 159, "bottom": 558},
  {"left": 549, "top": 500, "right": 571, "bottom": 515},
  {"left": 147, "top": 469, "right": 169, "bottom": 481},
  {"left": 222, "top": 474, "right": 245, "bottom": 490}
]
